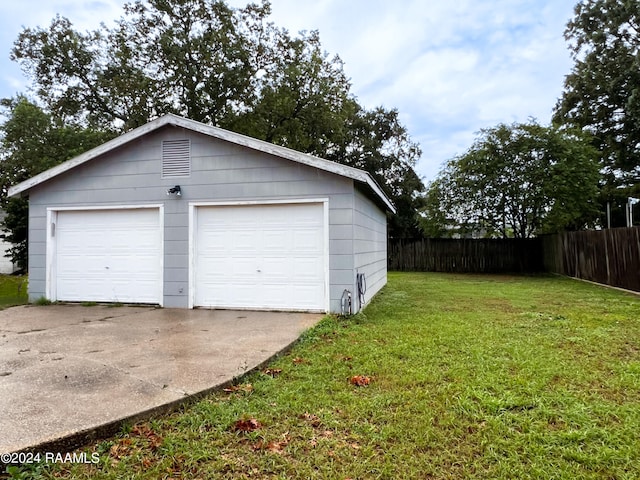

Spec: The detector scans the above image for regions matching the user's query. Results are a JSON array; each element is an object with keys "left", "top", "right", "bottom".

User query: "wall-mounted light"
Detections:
[{"left": 167, "top": 185, "right": 182, "bottom": 197}]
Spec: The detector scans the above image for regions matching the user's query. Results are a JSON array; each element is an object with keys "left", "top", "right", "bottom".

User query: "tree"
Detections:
[
  {"left": 423, "top": 121, "right": 601, "bottom": 238},
  {"left": 8, "top": 0, "right": 424, "bottom": 238},
  {"left": 554, "top": 0, "right": 640, "bottom": 188},
  {"left": 327, "top": 106, "right": 424, "bottom": 237},
  {"left": 226, "top": 29, "right": 356, "bottom": 157},
  {"left": 0, "top": 97, "right": 111, "bottom": 269},
  {"left": 11, "top": 1, "right": 275, "bottom": 130}
]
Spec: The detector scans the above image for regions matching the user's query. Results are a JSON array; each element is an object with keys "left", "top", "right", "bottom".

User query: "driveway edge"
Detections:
[{"left": 4, "top": 326, "right": 312, "bottom": 457}]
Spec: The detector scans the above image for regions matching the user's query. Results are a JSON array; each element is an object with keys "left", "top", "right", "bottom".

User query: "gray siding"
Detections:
[
  {"left": 353, "top": 186, "right": 388, "bottom": 311},
  {"left": 27, "top": 126, "right": 366, "bottom": 312}
]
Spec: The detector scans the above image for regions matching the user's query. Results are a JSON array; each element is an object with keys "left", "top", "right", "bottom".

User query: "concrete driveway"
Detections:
[{"left": 0, "top": 305, "right": 321, "bottom": 455}]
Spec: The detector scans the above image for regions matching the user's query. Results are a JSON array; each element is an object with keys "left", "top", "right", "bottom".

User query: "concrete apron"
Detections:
[{"left": 0, "top": 305, "right": 322, "bottom": 455}]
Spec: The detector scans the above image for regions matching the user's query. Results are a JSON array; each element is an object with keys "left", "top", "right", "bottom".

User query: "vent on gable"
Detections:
[{"left": 162, "top": 139, "right": 191, "bottom": 178}]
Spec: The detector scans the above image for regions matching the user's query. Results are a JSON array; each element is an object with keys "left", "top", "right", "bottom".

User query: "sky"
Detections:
[{"left": 0, "top": 0, "right": 577, "bottom": 184}]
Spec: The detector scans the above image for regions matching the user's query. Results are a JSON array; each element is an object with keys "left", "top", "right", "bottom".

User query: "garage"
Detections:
[
  {"left": 11, "top": 115, "right": 393, "bottom": 312},
  {"left": 192, "top": 202, "right": 327, "bottom": 311},
  {"left": 50, "top": 208, "right": 163, "bottom": 304}
]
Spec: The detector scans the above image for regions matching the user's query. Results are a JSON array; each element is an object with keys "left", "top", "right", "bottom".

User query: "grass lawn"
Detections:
[
  {"left": 17, "top": 273, "right": 640, "bottom": 479},
  {"left": 0, "top": 275, "right": 27, "bottom": 309}
]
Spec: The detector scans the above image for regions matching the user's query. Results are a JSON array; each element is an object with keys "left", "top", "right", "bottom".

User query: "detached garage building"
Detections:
[{"left": 8, "top": 114, "right": 393, "bottom": 313}]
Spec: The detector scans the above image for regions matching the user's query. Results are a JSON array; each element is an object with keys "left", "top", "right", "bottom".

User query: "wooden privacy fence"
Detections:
[
  {"left": 389, "top": 228, "right": 640, "bottom": 292},
  {"left": 543, "top": 227, "right": 640, "bottom": 292},
  {"left": 388, "top": 238, "right": 544, "bottom": 273}
]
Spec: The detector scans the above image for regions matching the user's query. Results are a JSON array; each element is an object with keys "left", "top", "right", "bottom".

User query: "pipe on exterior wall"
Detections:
[
  {"left": 341, "top": 289, "right": 352, "bottom": 316},
  {"left": 356, "top": 273, "right": 366, "bottom": 310}
]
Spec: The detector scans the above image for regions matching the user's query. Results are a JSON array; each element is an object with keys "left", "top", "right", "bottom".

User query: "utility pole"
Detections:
[{"left": 628, "top": 197, "right": 640, "bottom": 227}]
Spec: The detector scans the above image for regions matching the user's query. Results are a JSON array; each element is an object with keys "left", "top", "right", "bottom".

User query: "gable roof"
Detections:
[{"left": 8, "top": 114, "right": 395, "bottom": 213}]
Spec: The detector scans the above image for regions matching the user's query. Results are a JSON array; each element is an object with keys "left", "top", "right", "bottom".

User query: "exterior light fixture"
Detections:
[{"left": 167, "top": 185, "right": 182, "bottom": 197}]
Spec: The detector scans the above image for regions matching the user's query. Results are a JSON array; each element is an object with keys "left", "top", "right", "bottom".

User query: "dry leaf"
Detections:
[
  {"left": 233, "top": 418, "right": 262, "bottom": 432},
  {"left": 263, "top": 368, "right": 282, "bottom": 377},
  {"left": 292, "top": 357, "right": 306, "bottom": 365},
  {"left": 350, "top": 375, "right": 371, "bottom": 386},
  {"left": 266, "top": 440, "right": 286, "bottom": 453},
  {"left": 132, "top": 424, "right": 163, "bottom": 451},
  {"left": 223, "top": 383, "right": 253, "bottom": 394},
  {"left": 300, "top": 412, "right": 321, "bottom": 427},
  {"left": 253, "top": 434, "right": 288, "bottom": 454},
  {"left": 109, "top": 438, "right": 133, "bottom": 460}
]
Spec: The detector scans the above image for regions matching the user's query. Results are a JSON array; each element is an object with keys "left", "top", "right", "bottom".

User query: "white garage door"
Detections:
[
  {"left": 53, "top": 208, "right": 162, "bottom": 304},
  {"left": 194, "top": 203, "right": 326, "bottom": 311}
]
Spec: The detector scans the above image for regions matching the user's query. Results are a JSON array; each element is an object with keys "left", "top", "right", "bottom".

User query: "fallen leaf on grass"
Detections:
[
  {"left": 299, "top": 412, "right": 321, "bottom": 427},
  {"left": 108, "top": 443, "right": 126, "bottom": 460},
  {"left": 253, "top": 439, "right": 288, "bottom": 454},
  {"left": 131, "top": 424, "right": 163, "bottom": 451},
  {"left": 223, "top": 383, "right": 253, "bottom": 394},
  {"left": 108, "top": 437, "right": 134, "bottom": 460},
  {"left": 266, "top": 440, "right": 286, "bottom": 453},
  {"left": 350, "top": 375, "right": 371, "bottom": 386},
  {"left": 232, "top": 418, "right": 262, "bottom": 432},
  {"left": 292, "top": 357, "right": 307, "bottom": 365},
  {"left": 253, "top": 432, "right": 289, "bottom": 454},
  {"left": 263, "top": 368, "right": 282, "bottom": 377}
]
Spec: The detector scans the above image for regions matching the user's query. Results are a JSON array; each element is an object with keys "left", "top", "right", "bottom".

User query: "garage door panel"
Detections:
[
  {"left": 290, "top": 285, "right": 322, "bottom": 305},
  {"left": 56, "top": 278, "right": 103, "bottom": 301},
  {"left": 233, "top": 231, "right": 257, "bottom": 250},
  {"left": 202, "top": 257, "right": 232, "bottom": 273},
  {"left": 231, "top": 257, "right": 258, "bottom": 276},
  {"left": 261, "top": 284, "right": 288, "bottom": 303},
  {"left": 292, "top": 257, "right": 324, "bottom": 277},
  {"left": 54, "top": 209, "right": 162, "bottom": 304},
  {"left": 262, "top": 256, "right": 290, "bottom": 274},
  {"left": 194, "top": 203, "right": 326, "bottom": 311},
  {"left": 262, "top": 230, "right": 290, "bottom": 250},
  {"left": 198, "top": 283, "right": 255, "bottom": 308}
]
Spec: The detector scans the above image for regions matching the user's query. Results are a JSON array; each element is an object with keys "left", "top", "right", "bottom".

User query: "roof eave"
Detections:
[{"left": 7, "top": 114, "right": 396, "bottom": 213}]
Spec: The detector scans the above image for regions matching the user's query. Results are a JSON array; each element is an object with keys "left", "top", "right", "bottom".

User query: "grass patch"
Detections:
[
  {"left": 24, "top": 273, "right": 640, "bottom": 479},
  {"left": 0, "top": 275, "right": 27, "bottom": 309},
  {"left": 33, "top": 297, "right": 52, "bottom": 306}
]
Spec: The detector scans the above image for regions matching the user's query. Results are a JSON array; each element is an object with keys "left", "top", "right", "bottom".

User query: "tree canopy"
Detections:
[
  {"left": 422, "top": 121, "right": 601, "bottom": 238},
  {"left": 0, "top": 97, "right": 111, "bottom": 269},
  {"left": 3, "top": 0, "right": 425, "bottom": 253},
  {"left": 554, "top": 0, "right": 640, "bottom": 189}
]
